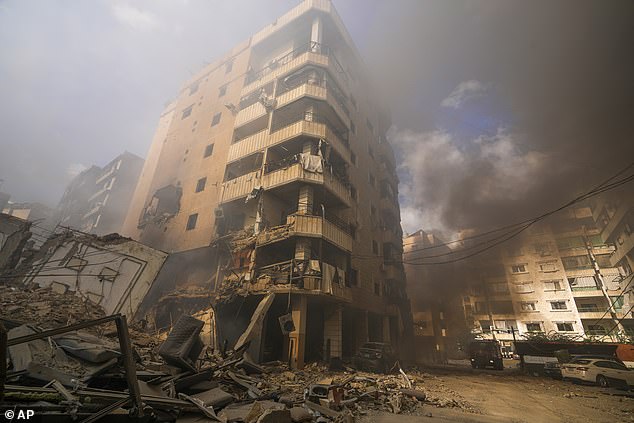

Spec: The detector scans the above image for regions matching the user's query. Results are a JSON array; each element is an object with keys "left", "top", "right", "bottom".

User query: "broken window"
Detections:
[
  {"left": 211, "top": 112, "right": 222, "bottom": 126},
  {"left": 195, "top": 177, "right": 207, "bottom": 193},
  {"left": 489, "top": 282, "right": 509, "bottom": 294},
  {"left": 479, "top": 320, "right": 492, "bottom": 333},
  {"left": 186, "top": 213, "right": 198, "bottom": 230},
  {"left": 182, "top": 105, "right": 193, "bottom": 119},
  {"left": 348, "top": 268, "right": 358, "bottom": 286},
  {"left": 204, "top": 143, "right": 214, "bottom": 158},
  {"left": 140, "top": 185, "right": 182, "bottom": 227},
  {"left": 520, "top": 302, "right": 537, "bottom": 311}
]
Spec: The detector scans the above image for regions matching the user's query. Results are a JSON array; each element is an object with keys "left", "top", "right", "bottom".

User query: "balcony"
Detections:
[
  {"left": 610, "top": 233, "right": 634, "bottom": 267},
  {"left": 601, "top": 205, "right": 628, "bottom": 240},
  {"left": 250, "top": 259, "right": 353, "bottom": 302},
  {"left": 228, "top": 114, "right": 349, "bottom": 163},
  {"left": 234, "top": 101, "right": 268, "bottom": 129},
  {"left": 577, "top": 310, "right": 606, "bottom": 319},
  {"left": 220, "top": 162, "right": 351, "bottom": 206},
  {"left": 383, "top": 262, "right": 404, "bottom": 281},
  {"left": 276, "top": 81, "right": 350, "bottom": 129},
  {"left": 257, "top": 213, "right": 353, "bottom": 252},
  {"left": 243, "top": 42, "right": 347, "bottom": 99},
  {"left": 571, "top": 287, "right": 605, "bottom": 297},
  {"left": 264, "top": 162, "right": 351, "bottom": 206}
]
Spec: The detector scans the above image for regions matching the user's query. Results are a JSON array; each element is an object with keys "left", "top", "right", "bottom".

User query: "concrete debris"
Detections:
[{"left": 0, "top": 286, "right": 477, "bottom": 422}]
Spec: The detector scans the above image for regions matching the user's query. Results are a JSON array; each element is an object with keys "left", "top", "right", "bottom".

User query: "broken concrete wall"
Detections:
[
  {"left": 0, "top": 213, "right": 32, "bottom": 272},
  {"left": 135, "top": 245, "right": 220, "bottom": 328},
  {"left": 22, "top": 232, "right": 168, "bottom": 318}
]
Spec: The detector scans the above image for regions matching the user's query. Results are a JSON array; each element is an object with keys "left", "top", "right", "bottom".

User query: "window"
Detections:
[
  {"left": 189, "top": 82, "right": 199, "bottom": 95},
  {"left": 562, "top": 255, "right": 591, "bottom": 270},
  {"left": 543, "top": 279, "right": 563, "bottom": 291},
  {"left": 514, "top": 282, "right": 534, "bottom": 293},
  {"left": 351, "top": 151, "right": 357, "bottom": 165},
  {"left": 368, "top": 146, "right": 374, "bottom": 159},
  {"left": 219, "top": 85, "right": 227, "bottom": 97},
  {"left": 539, "top": 261, "right": 558, "bottom": 272},
  {"left": 556, "top": 322, "right": 574, "bottom": 332},
  {"left": 350, "top": 121, "right": 356, "bottom": 134},
  {"left": 370, "top": 204, "right": 376, "bottom": 217},
  {"left": 366, "top": 118, "right": 374, "bottom": 134},
  {"left": 525, "top": 322, "right": 542, "bottom": 332},
  {"left": 511, "top": 264, "right": 527, "bottom": 273},
  {"left": 550, "top": 301, "right": 567, "bottom": 310},
  {"left": 204, "top": 143, "right": 214, "bottom": 158},
  {"left": 577, "top": 303, "right": 599, "bottom": 312},
  {"left": 350, "top": 186, "right": 357, "bottom": 201},
  {"left": 182, "top": 105, "right": 193, "bottom": 119},
  {"left": 225, "top": 60, "right": 233, "bottom": 73},
  {"left": 211, "top": 112, "right": 222, "bottom": 126},
  {"left": 479, "top": 320, "right": 493, "bottom": 333},
  {"left": 372, "top": 240, "right": 379, "bottom": 255},
  {"left": 186, "top": 213, "right": 198, "bottom": 230},
  {"left": 195, "top": 177, "right": 207, "bottom": 193},
  {"left": 520, "top": 302, "right": 537, "bottom": 311},
  {"left": 490, "top": 282, "right": 509, "bottom": 294},
  {"left": 534, "top": 242, "right": 552, "bottom": 256}
]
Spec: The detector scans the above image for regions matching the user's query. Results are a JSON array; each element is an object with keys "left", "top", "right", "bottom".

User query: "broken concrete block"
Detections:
[
  {"left": 192, "top": 387, "right": 234, "bottom": 409},
  {"left": 289, "top": 406, "right": 312, "bottom": 422},
  {"left": 256, "top": 409, "right": 291, "bottom": 423},
  {"left": 400, "top": 388, "right": 426, "bottom": 401}
]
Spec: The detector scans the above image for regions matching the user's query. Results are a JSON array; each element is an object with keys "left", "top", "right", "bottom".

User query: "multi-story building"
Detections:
[
  {"left": 590, "top": 194, "right": 634, "bottom": 275},
  {"left": 406, "top": 206, "right": 634, "bottom": 358},
  {"left": 461, "top": 207, "right": 633, "bottom": 351},
  {"left": 55, "top": 152, "right": 144, "bottom": 235},
  {"left": 123, "top": 0, "right": 409, "bottom": 368}
]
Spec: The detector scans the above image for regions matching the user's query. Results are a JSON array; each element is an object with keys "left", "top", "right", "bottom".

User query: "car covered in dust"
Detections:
[{"left": 353, "top": 342, "right": 397, "bottom": 373}]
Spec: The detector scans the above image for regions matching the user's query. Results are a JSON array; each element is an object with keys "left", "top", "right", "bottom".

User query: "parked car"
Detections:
[
  {"left": 353, "top": 342, "right": 397, "bottom": 373},
  {"left": 561, "top": 358, "right": 634, "bottom": 389},
  {"left": 469, "top": 340, "right": 503, "bottom": 370},
  {"left": 544, "top": 361, "right": 563, "bottom": 379}
]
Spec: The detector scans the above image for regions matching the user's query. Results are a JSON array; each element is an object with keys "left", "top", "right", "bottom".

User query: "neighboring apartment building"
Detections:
[
  {"left": 2, "top": 201, "right": 54, "bottom": 247},
  {"left": 461, "top": 207, "right": 633, "bottom": 352},
  {"left": 55, "top": 152, "right": 144, "bottom": 235},
  {"left": 404, "top": 230, "right": 466, "bottom": 363},
  {"left": 122, "top": 0, "right": 409, "bottom": 368}
]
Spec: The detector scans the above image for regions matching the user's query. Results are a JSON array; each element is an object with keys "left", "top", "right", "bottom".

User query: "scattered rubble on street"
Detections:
[{"left": 0, "top": 285, "right": 476, "bottom": 422}]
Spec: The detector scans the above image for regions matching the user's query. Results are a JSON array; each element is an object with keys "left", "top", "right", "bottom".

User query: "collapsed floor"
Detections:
[{"left": 0, "top": 285, "right": 467, "bottom": 422}]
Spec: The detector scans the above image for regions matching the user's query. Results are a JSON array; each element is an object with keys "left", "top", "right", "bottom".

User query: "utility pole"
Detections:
[{"left": 583, "top": 229, "right": 624, "bottom": 335}]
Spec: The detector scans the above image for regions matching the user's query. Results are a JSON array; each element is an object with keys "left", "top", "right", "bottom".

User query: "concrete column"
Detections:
[
  {"left": 288, "top": 295, "right": 308, "bottom": 369},
  {"left": 297, "top": 185, "right": 313, "bottom": 214},
  {"left": 310, "top": 16, "right": 322, "bottom": 52},
  {"left": 382, "top": 315, "right": 391, "bottom": 344},
  {"left": 294, "top": 238, "right": 311, "bottom": 261},
  {"left": 323, "top": 304, "right": 342, "bottom": 361}
]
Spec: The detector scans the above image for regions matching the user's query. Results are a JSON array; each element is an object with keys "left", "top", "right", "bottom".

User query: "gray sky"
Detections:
[{"left": 1, "top": 0, "right": 632, "bottom": 236}]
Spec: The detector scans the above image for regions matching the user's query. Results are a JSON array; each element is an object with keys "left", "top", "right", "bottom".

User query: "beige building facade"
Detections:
[{"left": 123, "top": 0, "right": 409, "bottom": 368}]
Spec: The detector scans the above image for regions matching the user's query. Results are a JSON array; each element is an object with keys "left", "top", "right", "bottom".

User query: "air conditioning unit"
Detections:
[{"left": 214, "top": 208, "right": 225, "bottom": 219}]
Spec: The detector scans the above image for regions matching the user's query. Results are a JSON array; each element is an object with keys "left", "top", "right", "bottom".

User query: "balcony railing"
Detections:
[
  {"left": 245, "top": 42, "right": 347, "bottom": 85},
  {"left": 228, "top": 112, "right": 350, "bottom": 163}
]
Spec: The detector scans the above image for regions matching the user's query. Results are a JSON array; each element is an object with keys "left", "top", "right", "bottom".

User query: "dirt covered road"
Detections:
[{"left": 362, "top": 365, "right": 634, "bottom": 423}]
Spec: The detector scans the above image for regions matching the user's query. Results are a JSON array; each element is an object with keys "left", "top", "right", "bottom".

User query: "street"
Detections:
[{"left": 361, "top": 362, "right": 634, "bottom": 423}]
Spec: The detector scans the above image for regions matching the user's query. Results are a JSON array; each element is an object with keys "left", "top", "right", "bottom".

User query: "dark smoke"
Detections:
[{"left": 359, "top": 0, "right": 634, "bottom": 234}]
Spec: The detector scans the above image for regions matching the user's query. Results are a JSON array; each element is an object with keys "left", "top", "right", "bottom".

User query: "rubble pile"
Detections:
[{"left": 1, "top": 287, "right": 477, "bottom": 422}]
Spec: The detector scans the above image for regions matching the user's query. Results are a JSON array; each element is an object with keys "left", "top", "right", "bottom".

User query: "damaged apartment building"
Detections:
[{"left": 121, "top": 0, "right": 410, "bottom": 368}]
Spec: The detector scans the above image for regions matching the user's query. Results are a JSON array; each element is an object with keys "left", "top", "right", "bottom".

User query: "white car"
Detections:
[{"left": 561, "top": 358, "right": 634, "bottom": 389}]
